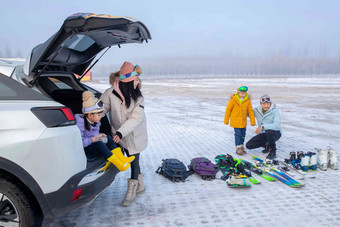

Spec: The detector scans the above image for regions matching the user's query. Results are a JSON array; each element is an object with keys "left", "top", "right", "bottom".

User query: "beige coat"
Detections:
[{"left": 100, "top": 87, "right": 148, "bottom": 155}]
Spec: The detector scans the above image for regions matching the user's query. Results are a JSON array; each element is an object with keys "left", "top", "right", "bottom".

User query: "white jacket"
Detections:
[{"left": 100, "top": 86, "right": 148, "bottom": 155}]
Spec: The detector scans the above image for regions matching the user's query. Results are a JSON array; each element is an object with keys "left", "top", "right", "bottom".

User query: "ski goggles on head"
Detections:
[
  {"left": 238, "top": 86, "right": 248, "bottom": 92},
  {"left": 119, "top": 65, "right": 142, "bottom": 81},
  {"left": 82, "top": 99, "right": 104, "bottom": 113},
  {"left": 260, "top": 97, "right": 271, "bottom": 103}
]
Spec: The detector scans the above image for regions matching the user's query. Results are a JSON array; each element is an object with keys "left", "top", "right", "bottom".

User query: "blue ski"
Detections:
[
  {"left": 241, "top": 159, "right": 301, "bottom": 187},
  {"left": 252, "top": 156, "right": 304, "bottom": 188}
]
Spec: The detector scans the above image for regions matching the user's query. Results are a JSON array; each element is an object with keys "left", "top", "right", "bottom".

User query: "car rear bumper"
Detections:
[{"left": 43, "top": 164, "right": 119, "bottom": 219}]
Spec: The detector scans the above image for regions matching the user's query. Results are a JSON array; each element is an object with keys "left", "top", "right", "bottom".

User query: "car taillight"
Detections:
[
  {"left": 31, "top": 107, "right": 76, "bottom": 127},
  {"left": 72, "top": 188, "right": 82, "bottom": 202}
]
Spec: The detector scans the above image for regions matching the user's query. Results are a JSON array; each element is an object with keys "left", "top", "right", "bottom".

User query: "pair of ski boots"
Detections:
[
  {"left": 286, "top": 151, "right": 317, "bottom": 172},
  {"left": 315, "top": 147, "right": 338, "bottom": 171}
]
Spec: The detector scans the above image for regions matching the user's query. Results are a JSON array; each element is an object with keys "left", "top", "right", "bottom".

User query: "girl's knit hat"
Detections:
[
  {"left": 237, "top": 86, "right": 248, "bottom": 92},
  {"left": 119, "top": 61, "right": 142, "bottom": 83},
  {"left": 82, "top": 91, "right": 104, "bottom": 114}
]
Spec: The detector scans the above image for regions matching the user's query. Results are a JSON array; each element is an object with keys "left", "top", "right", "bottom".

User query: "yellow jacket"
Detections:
[{"left": 224, "top": 93, "right": 255, "bottom": 128}]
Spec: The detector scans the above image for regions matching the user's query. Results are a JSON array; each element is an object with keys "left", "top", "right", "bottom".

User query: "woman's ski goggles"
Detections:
[
  {"left": 119, "top": 65, "right": 142, "bottom": 81},
  {"left": 238, "top": 86, "right": 248, "bottom": 92},
  {"left": 82, "top": 99, "right": 104, "bottom": 113},
  {"left": 260, "top": 97, "right": 271, "bottom": 103}
]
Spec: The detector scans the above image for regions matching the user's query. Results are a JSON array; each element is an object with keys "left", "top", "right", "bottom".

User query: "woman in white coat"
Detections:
[{"left": 101, "top": 62, "right": 148, "bottom": 206}]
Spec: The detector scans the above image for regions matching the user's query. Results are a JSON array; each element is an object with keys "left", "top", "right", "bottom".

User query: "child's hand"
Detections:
[
  {"left": 255, "top": 126, "right": 262, "bottom": 134},
  {"left": 98, "top": 133, "right": 107, "bottom": 138},
  {"left": 91, "top": 136, "right": 99, "bottom": 143}
]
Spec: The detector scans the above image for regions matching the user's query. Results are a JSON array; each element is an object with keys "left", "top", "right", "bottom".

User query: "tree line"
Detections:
[{"left": 93, "top": 53, "right": 340, "bottom": 77}]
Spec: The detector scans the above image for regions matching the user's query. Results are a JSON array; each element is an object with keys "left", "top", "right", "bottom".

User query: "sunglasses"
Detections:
[
  {"left": 119, "top": 65, "right": 142, "bottom": 80},
  {"left": 238, "top": 86, "right": 248, "bottom": 92},
  {"left": 82, "top": 99, "right": 104, "bottom": 113},
  {"left": 260, "top": 97, "right": 271, "bottom": 103}
]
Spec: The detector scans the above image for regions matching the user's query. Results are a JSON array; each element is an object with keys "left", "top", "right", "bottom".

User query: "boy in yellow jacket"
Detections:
[{"left": 224, "top": 86, "right": 256, "bottom": 155}]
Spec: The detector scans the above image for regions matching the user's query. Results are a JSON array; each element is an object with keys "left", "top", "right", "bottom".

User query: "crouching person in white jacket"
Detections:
[{"left": 101, "top": 62, "right": 148, "bottom": 206}]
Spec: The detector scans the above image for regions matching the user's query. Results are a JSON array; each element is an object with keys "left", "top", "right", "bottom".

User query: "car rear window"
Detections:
[
  {"left": 64, "top": 34, "right": 95, "bottom": 52},
  {"left": 0, "top": 74, "right": 51, "bottom": 101}
]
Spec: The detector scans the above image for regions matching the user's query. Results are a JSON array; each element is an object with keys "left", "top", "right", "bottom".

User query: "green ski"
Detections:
[
  {"left": 240, "top": 159, "right": 277, "bottom": 182},
  {"left": 248, "top": 176, "right": 261, "bottom": 184},
  {"left": 252, "top": 156, "right": 304, "bottom": 188}
]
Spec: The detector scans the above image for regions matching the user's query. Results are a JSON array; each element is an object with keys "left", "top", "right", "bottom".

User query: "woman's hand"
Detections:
[
  {"left": 91, "top": 136, "right": 99, "bottom": 143},
  {"left": 113, "top": 135, "right": 121, "bottom": 143},
  {"left": 255, "top": 126, "right": 262, "bottom": 134}
]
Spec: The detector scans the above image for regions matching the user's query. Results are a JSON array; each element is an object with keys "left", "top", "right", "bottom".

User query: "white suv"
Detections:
[{"left": 0, "top": 13, "right": 151, "bottom": 226}]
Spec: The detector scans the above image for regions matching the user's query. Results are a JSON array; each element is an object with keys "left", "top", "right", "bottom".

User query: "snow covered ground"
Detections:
[{"left": 49, "top": 77, "right": 340, "bottom": 227}]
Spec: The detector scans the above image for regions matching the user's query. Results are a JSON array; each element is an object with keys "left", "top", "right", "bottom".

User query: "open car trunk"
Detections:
[{"left": 35, "top": 72, "right": 112, "bottom": 165}]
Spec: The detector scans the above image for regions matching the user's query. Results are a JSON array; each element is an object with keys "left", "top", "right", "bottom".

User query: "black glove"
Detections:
[{"left": 115, "top": 131, "right": 122, "bottom": 139}]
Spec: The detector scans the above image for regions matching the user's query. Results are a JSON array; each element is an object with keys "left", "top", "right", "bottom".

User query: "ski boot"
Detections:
[
  {"left": 308, "top": 152, "right": 317, "bottom": 171},
  {"left": 290, "top": 151, "right": 297, "bottom": 161},
  {"left": 300, "top": 153, "right": 310, "bottom": 172},
  {"left": 328, "top": 147, "right": 338, "bottom": 170},
  {"left": 297, "top": 151, "right": 304, "bottom": 159},
  {"left": 316, "top": 148, "right": 328, "bottom": 171}
]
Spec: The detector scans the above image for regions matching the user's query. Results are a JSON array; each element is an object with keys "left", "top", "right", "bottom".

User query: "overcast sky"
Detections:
[{"left": 1, "top": 0, "right": 340, "bottom": 65}]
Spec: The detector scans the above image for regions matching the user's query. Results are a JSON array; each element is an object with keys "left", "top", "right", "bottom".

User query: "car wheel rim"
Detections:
[{"left": 0, "top": 193, "right": 20, "bottom": 227}]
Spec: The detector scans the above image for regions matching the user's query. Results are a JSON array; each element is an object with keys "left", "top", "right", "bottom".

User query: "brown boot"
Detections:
[
  {"left": 136, "top": 174, "right": 145, "bottom": 194},
  {"left": 122, "top": 179, "right": 138, "bottom": 206},
  {"left": 240, "top": 145, "right": 246, "bottom": 154},
  {"left": 236, "top": 145, "right": 246, "bottom": 155}
]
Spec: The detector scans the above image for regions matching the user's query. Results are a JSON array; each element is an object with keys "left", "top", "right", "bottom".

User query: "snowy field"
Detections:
[{"left": 49, "top": 76, "right": 340, "bottom": 227}]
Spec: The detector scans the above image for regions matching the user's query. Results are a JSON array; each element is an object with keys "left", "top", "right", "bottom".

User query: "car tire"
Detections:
[{"left": 0, "top": 174, "right": 42, "bottom": 227}]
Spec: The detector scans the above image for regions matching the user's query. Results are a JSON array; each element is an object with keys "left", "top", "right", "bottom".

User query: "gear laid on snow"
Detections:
[
  {"left": 308, "top": 152, "right": 317, "bottom": 171},
  {"left": 300, "top": 153, "right": 310, "bottom": 172},
  {"left": 328, "top": 147, "right": 338, "bottom": 170},
  {"left": 188, "top": 157, "right": 218, "bottom": 180},
  {"left": 226, "top": 174, "right": 251, "bottom": 188},
  {"left": 156, "top": 158, "right": 192, "bottom": 182},
  {"left": 316, "top": 148, "right": 328, "bottom": 171}
]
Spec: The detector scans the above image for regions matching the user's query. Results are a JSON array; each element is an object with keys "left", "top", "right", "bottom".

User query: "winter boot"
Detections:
[
  {"left": 316, "top": 148, "right": 328, "bottom": 171},
  {"left": 328, "top": 147, "right": 338, "bottom": 170},
  {"left": 266, "top": 149, "right": 276, "bottom": 160},
  {"left": 308, "top": 152, "right": 317, "bottom": 171},
  {"left": 262, "top": 143, "right": 269, "bottom": 153},
  {"left": 300, "top": 153, "right": 309, "bottom": 172},
  {"left": 236, "top": 145, "right": 246, "bottom": 155},
  {"left": 240, "top": 145, "right": 246, "bottom": 154},
  {"left": 122, "top": 179, "right": 138, "bottom": 206},
  {"left": 136, "top": 174, "right": 145, "bottom": 194}
]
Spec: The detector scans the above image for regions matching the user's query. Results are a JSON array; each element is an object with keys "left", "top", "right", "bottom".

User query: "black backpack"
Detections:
[{"left": 156, "top": 158, "right": 192, "bottom": 182}]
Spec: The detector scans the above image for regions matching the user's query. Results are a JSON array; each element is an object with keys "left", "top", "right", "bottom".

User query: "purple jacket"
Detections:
[{"left": 75, "top": 114, "right": 101, "bottom": 148}]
